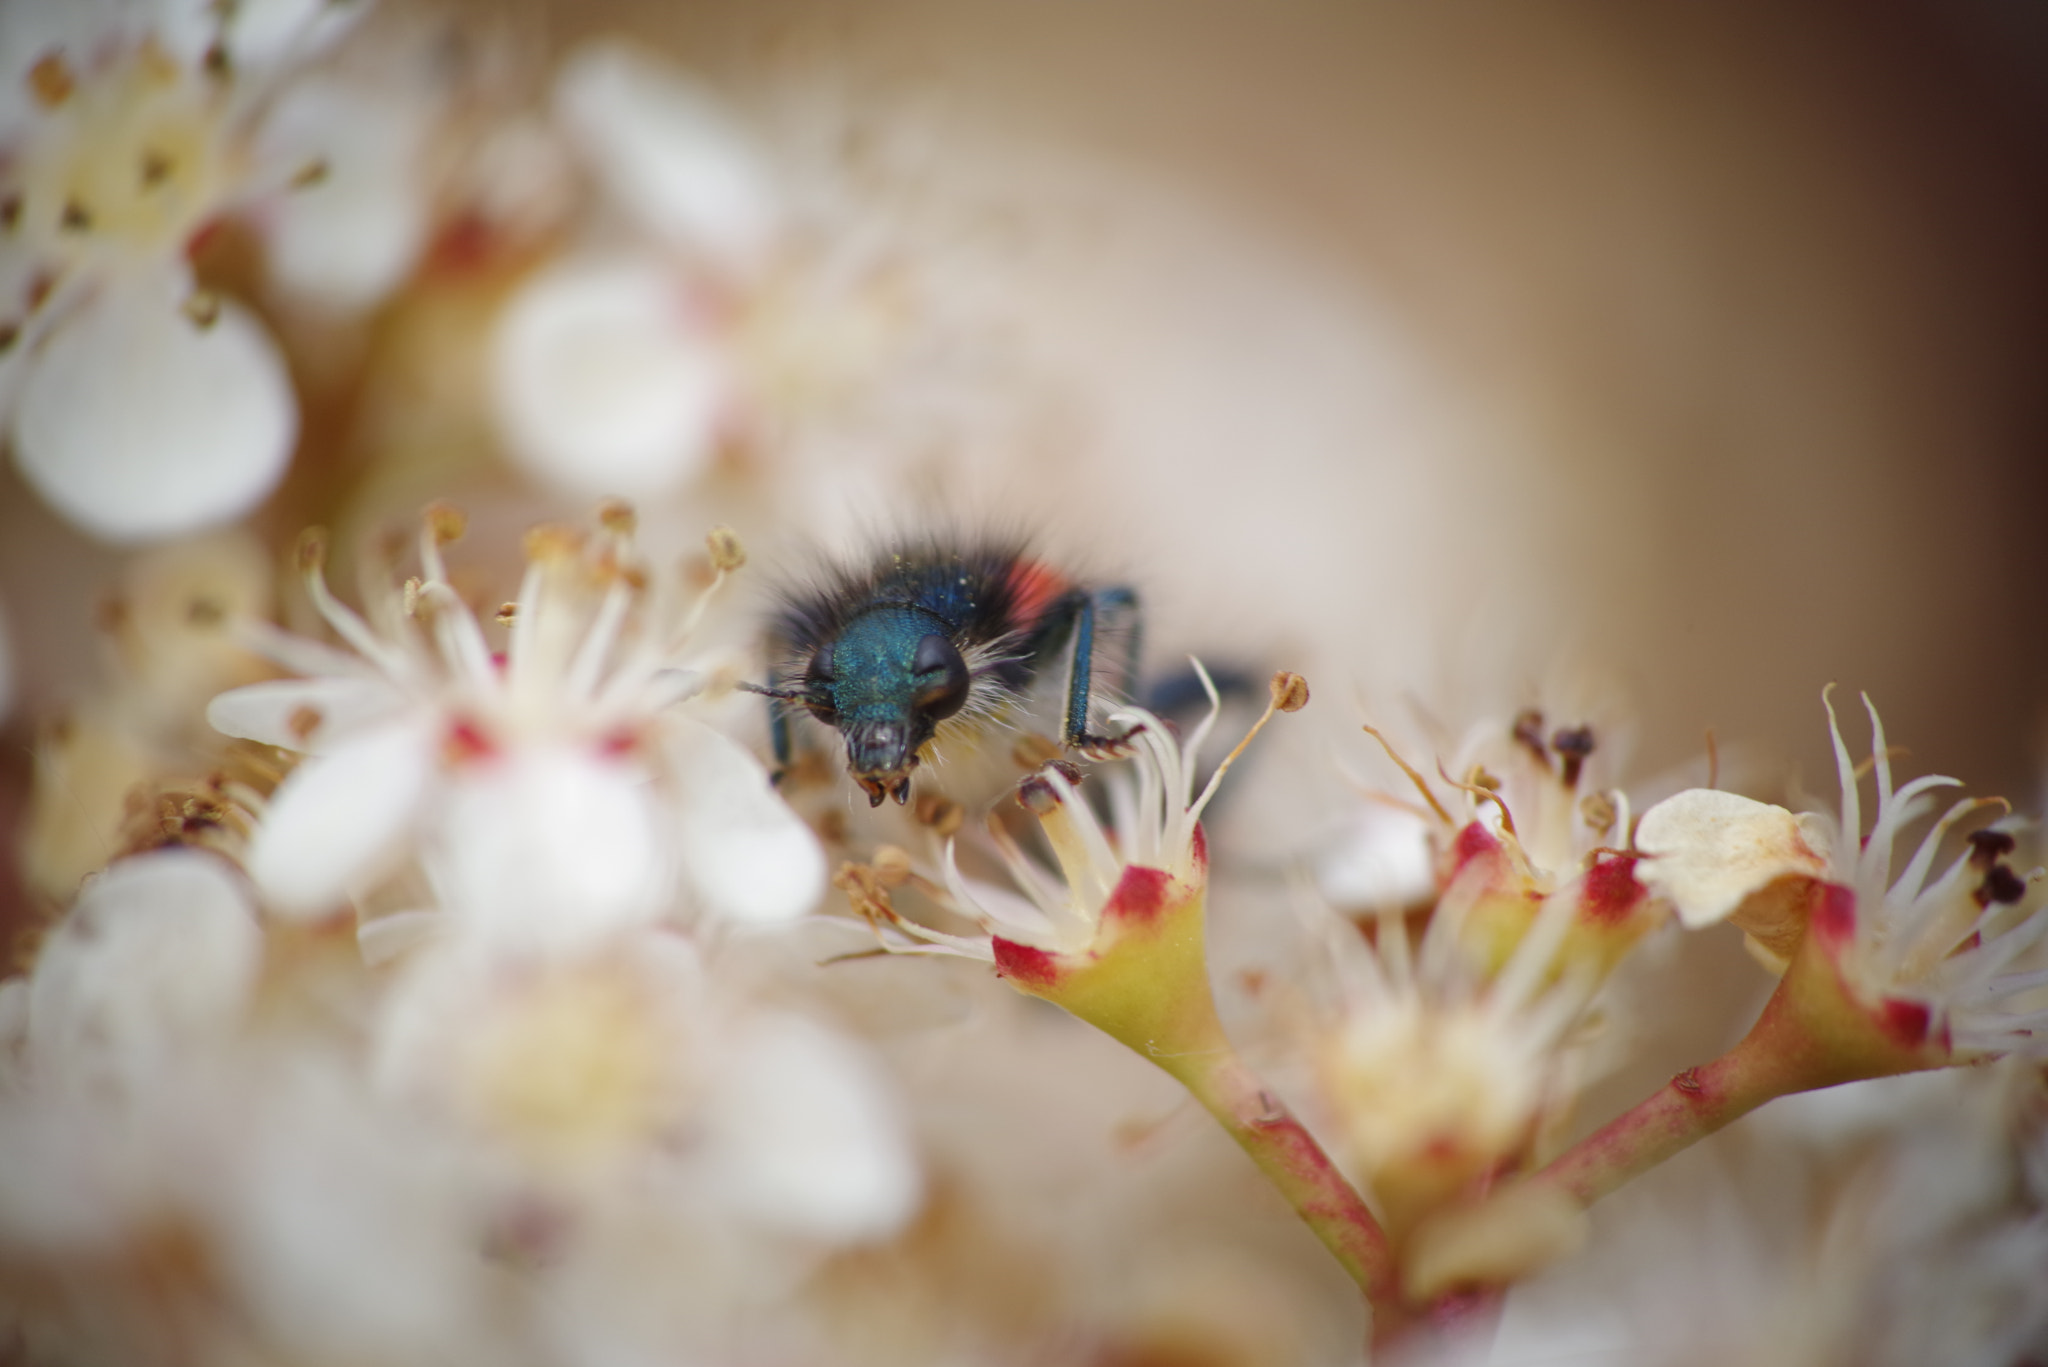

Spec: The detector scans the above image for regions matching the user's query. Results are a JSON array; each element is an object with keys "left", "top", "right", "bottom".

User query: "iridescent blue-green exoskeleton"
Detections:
[{"left": 744, "top": 540, "right": 1139, "bottom": 807}]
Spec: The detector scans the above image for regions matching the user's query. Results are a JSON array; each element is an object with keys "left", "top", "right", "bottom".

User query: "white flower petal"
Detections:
[
  {"left": 1314, "top": 805, "right": 1438, "bottom": 913},
  {"left": 670, "top": 720, "right": 824, "bottom": 924},
  {"left": 207, "top": 675, "right": 407, "bottom": 754},
  {"left": 1635, "top": 788, "right": 1834, "bottom": 930},
  {"left": 158, "top": 0, "right": 363, "bottom": 74},
  {"left": 248, "top": 720, "right": 439, "bottom": 918},
  {"left": 356, "top": 909, "right": 446, "bottom": 967},
  {"left": 13, "top": 280, "right": 297, "bottom": 543},
  {"left": 434, "top": 745, "right": 669, "bottom": 946},
  {"left": 703, "top": 1012, "right": 920, "bottom": 1242},
  {"left": 256, "top": 79, "right": 432, "bottom": 311},
  {"left": 27, "top": 850, "right": 262, "bottom": 1079},
  {"left": 554, "top": 38, "right": 778, "bottom": 266},
  {"left": 492, "top": 256, "right": 728, "bottom": 498},
  {"left": 214, "top": 1073, "right": 485, "bottom": 1364}
]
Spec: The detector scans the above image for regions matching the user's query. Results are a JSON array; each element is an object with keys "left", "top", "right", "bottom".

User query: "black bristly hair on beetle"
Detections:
[{"left": 742, "top": 538, "right": 1140, "bottom": 807}]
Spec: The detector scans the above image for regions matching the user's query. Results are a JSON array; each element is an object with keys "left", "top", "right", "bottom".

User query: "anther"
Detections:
[
  {"left": 181, "top": 290, "right": 221, "bottom": 328},
  {"left": 425, "top": 502, "right": 466, "bottom": 545},
  {"left": 1976, "top": 864, "right": 2028, "bottom": 908},
  {"left": 287, "top": 705, "right": 324, "bottom": 745},
  {"left": 295, "top": 526, "right": 330, "bottom": 574},
  {"left": 1017, "top": 774, "right": 1061, "bottom": 816},
  {"left": 522, "top": 523, "right": 583, "bottom": 564},
  {"left": 0, "top": 323, "right": 17, "bottom": 355},
  {"left": 871, "top": 845, "right": 913, "bottom": 888},
  {"left": 1968, "top": 828, "right": 2017, "bottom": 868},
  {"left": 1512, "top": 709, "right": 1548, "bottom": 764},
  {"left": 140, "top": 149, "right": 174, "bottom": 188},
  {"left": 0, "top": 195, "right": 20, "bottom": 231},
  {"left": 494, "top": 602, "right": 518, "bottom": 627},
  {"left": 1269, "top": 671, "right": 1310, "bottom": 713},
  {"left": 598, "top": 499, "right": 636, "bottom": 534},
  {"left": 28, "top": 53, "right": 75, "bottom": 108},
  {"left": 706, "top": 525, "right": 746, "bottom": 572},
  {"left": 913, "top": 792, "right": 964, "bottom": 838},
  {"left": 1579, "top": 791, "right": 1618, "bottom": 837},
  {"left": 1552, "top": 725, "right": 1595, "bottom": 788},
  {"left": 185, "top": 594, "right": 226, "bottom": 627},
  {"left": 59, "top": 199, "right": 92, "bottom": 233},
  {"left": 289, "top": 158, "right": 329, "bottom": 190},
  {"left": 202, "top": 42, "right": 231, "bottom": 80}
]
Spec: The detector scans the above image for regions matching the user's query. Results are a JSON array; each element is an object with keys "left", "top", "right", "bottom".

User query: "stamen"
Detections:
[
  {"left": 913, "top": 792, "right": 964, "bottom": 838},
  {"left": 296, "top": 527, "right": 412, "bottom": 678},
  {"left": 29, "top": 53, "right": 75, "bottom": 108},
  {"left": 181, "top": 290, "right": 221, "bottom": 328},
  {"left": 1020, "top": 768, "right": 1119, "bottom": 912},
  {"left": 670, "top": 527, "right": 742, "bottom": 646},
  {"left": 60, "top": 199, "right": 92, "bottom": 233},
  {"left": 705, "top": 525, "right": 746, "bottom": 572},
  {"left": 1188, "top": 668, "right": 1306, "bottom": 825},
  {"left": 870, "top": 845, "right": 913, "bottom": 888},
  {"left": 1550, "top": 726, "right": 1594, "bottom": 789},
  {"left": 289, "top": 158, "right": 329, "bottom": 189},
  {"left": 419, "top": 502, "right": 465, "bottom": 586},
  {"left": 140, "top": 149, "right": 174, "bottom": 188},
  {"left": 1361, "top": 725, "right": 1454, "bottom": 828}
]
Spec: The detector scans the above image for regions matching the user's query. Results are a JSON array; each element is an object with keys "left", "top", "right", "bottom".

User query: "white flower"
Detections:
[
  {"left": 1637, "top": 692, "right": 2048, "bottom": 1058},
  {"left": 854, "top": 683, "right": 1227, "bottom": 968},
  {"left": 1303, "top": 864, "right": 1600, "bottom": 1233},
  {"left": 373, "top": 928, "right": 921, "bottom": 1244},
  {"left": 0, "top": 0, "right": 434, "bottom": 541},
  {"left": 1807, "top": 692, "right": 2048, "bottom": 1059},
  {"left": 9, "top": 848, "right": 261, "bottom": 1092},
  {"left": 489, "top": 36, "right": 955, "bottom": 503},
  {"left": 207, "top": 508, "right": 823, "bottom": 948}
]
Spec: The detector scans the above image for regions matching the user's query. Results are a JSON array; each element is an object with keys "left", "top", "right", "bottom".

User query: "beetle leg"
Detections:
[{"left": 1057, "top": 586, "right": 1141, "bottom": 758}]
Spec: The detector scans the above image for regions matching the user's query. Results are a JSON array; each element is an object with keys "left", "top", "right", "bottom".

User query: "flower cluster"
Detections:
[
  {"left": 2, "top": 0, "right": 434, "bottom": 541},
  {"left": 1, "top": 7, "right": 2045, "bottom": 1367}
]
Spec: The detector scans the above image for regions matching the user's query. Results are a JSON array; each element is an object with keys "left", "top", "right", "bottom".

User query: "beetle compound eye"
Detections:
[{"left": 912, "top": 632, "right": 970, "bottom": 720}]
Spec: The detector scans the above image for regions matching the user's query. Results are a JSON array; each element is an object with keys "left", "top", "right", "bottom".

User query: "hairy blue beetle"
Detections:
[{"left": 743, "top": 540, "right": 1139, "bottom": 807}]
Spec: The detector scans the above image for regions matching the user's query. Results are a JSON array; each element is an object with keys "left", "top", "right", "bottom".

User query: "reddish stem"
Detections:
[
  {"left": 1532, "top": 967, "right": 1919, "bottom": 1207},
  {"left": 1163, "top": 1046, "right": 1409, "bottom": 1336}
]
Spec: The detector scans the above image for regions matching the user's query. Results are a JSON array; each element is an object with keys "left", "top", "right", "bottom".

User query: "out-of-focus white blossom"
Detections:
[
  {"left": 208, "top": 508, "right": 824, "bottom": 947},
  {"left": 488, "top": 36, "right": 969, "bottom": 505},
  {"left": 376, "top": 927, "right": 920, "bottom": 1243},
  {"left": 0, "top": 0, "right": 434, "bottom": 541},
  {"left": 1302, "top": 875, "right": 1601, "bottom": 1235}
]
